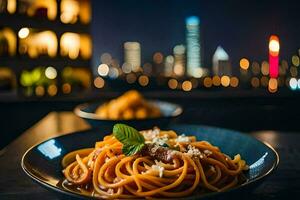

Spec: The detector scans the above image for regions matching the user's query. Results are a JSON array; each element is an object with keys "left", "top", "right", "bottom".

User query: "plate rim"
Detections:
[
  {"left": 74, "top": 100, "right": 183, "bottom": 121},
  {"left": 21, "top": 124, "right": 280, "bottom": 199}
]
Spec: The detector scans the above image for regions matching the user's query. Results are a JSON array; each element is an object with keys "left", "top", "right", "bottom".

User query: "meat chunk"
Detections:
[{"left": 141, "top": 143, "right": 179, "bottom": 163}]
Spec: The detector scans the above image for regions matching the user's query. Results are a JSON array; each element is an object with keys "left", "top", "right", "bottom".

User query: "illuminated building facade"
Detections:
[
  {"left": 0, "top": 0, "right": 92, "bottom": 97},
  {"left": 212, "top": 46, "right": 231, "bottom": 76},
  {"left": 124, "top": 42, "right": 141, "bottom": 73},
  {"left": 186, "top": 16, "right": 202, "bottom": 77}
]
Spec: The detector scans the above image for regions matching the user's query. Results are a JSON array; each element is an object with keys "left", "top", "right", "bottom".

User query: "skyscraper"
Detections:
[
  {"left": 124, "top": 42, "right": 141, "bottom": 72},
  {"left": 173, "top": 44, "right": 186, "bottom": 77},
  {"left": 186, "top": 16, "right": 202, "bottom": 77},
  {"left": 212, "top": 46, "right": 231, "bottom": 76}
]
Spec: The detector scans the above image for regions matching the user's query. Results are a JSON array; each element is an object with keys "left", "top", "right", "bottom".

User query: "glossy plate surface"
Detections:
[
  {"left": 21, "top": 125, "right": 279, "bottom": 199},
  {"left": 74, "top": 100, "right": 183, "bottom": 130}
]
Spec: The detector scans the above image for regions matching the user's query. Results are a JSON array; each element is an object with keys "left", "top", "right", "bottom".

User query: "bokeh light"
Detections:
[
  {"left": 45, "top": 66, "right": 57, "bottom": 79},
  {"left": 269, "top": 36, "right": 280, "bottom": 54},
  {"left": 268, "top": 78, "right": 278, "bottom": 93},
  {"left": 212, "top": 76, "right": 221, "bottom": 86},
  {"left": 98, "top": 64, "right": 109, "bottom": 76},
  {"left": 251, "top": 62, "right": 260, "bottom": 75},
  {"left": 62, "top": 83, "right": 72, "bottom": 94},
  {"left": 174, "top": 64, "right": 185, "bottom": 76},
  {"left": 251, "top": 77, "right": 260, "bottom": 88},
  {"left": 100, "top": 53, "right": 112, "bottom": 65},
  {"left": 143, "top": 63, "right": 153, "bottom": 76},
  {"left": 47, "top": 84, "right": 57, "bottom": 96},
  {"left": 138, "top": 75, "right": 149, "bottom": 86},
  {"left": 239, "top": 58, "right": 249, "bottom": 70},
  {"left": 289, "top": 78, "right": 297, "bottom": 90},
  {"left": 122, "top": 62, "right": 132, "bottom": 74},
  {"left": 261, "top": 61, "right": 269, "bottom": 75},
  {"left": 18, "top": 27, "right": 29, "bottom": 39},
  {"left": 182, "top": 81, "right": 192, "bottom": 91},
  {"left": 94, "top": 77, "right": 105, "bottom": 88},
  {"left": 203, "top": 77, "right": 212, "bottom": 88},
  {"left": 292, "top": 55, "right": 300, "bottom": 67},
  {"left": 108, "top": 67, "right": 119, "bottom": 79},
  {"left": 153, "top": 52, "right": 164, "bottom": 64},
  {"left": 221, "top": 76, "right": 230, "bottom": 87},
  {"left": 126, "top": 73, "right": 137, "bottom": 84},
  {"left": 35, "top": 86, "right": 45, "bottom": 96},
  {"left": 230, "top": 77, "right": 239, "bottom": 87},
  {"left": 168, "top": 79, "right": 178, "bottom": 89}
]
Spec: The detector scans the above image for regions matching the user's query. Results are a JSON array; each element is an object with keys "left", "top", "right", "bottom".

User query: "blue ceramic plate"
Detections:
[
  {"left": 21, "top": 125, "right": 279, "bottom": 199},
  {"left": 74, "top": 100, "right": 183, "bottom": 130}
]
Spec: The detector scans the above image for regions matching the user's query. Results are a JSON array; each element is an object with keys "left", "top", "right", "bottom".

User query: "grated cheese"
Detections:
[
  {"left": 141, "top": 128, "right": 160, "bottom": 141},
  {"left": 176, "top": 134, "right": 190, "bottom": 143},
  {"left": 152, "top": 136, "right": 168, "bottom": 146},
  {"left": 204, "top": 149, "right": 212, "bottom": 155},
  {"left": 151, "top": 162, "right": 165, "bottom": 178},
  {"left": 186, "top": 145, "right": 204, "bottom": 158}
]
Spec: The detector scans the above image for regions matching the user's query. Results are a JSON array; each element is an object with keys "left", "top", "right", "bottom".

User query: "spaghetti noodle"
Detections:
[{"left": 62, "top": 125, "right": 248, "bottom": 199}]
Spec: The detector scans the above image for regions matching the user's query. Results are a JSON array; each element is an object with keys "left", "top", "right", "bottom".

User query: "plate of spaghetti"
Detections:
[
  {"left": 21, "top": 124, "right": 279, "bottom": 199},
  {"left": 74, "top": 90, "right": 183, "bottom": 130}
]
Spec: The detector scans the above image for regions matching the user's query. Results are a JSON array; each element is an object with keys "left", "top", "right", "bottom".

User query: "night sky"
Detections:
[{"left": 91, "top": 0, "right": 300, "bottom": 72}]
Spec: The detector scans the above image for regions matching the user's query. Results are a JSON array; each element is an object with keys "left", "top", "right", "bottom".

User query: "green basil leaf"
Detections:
[
  {"left": 122, "top": 143, "right": 145, "bottom": 156},
  {"left": 113, "top": 124, "right": 145, "bottom": 156}
]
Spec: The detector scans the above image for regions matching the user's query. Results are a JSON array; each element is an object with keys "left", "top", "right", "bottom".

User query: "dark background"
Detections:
[
  {"left": 1, "top": 0, "right": 300, "bottom": 149},
  {"left": 92, "top": 0, "right": 300, "bottom": 72}
]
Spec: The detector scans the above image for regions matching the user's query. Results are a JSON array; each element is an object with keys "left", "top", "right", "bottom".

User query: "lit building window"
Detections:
[
  {"left": 60, "top": 32, "right": 80, "bottom": 59},
  {"left": 0, "top": 67, "right": 17, "bottom": 91},
  {"left": 62, "top": 67, "right": 91, "bottom": 91},
  {"left": 60, "top": 0, "right": 79, "bottom": 24},
  {"left": 0, "top": 0, "right": 17, "bottom": 14},
  {"left": 0, "top": 28, "right": 16, "bottom": 56},
  {"left": 27, "top": 0, "right": 57, "bottom": 20},
  {"left": 60, "top": 0, "right": 91, "bottom": 24},
  {"left": 19, "top": 30, "right": 58, "bottom": 58},
  {"left": 80, "top": 34, "right": 92, "bottom": 59},
  {"left": 61, "top": 32, "right": 92, "bottom": 60}
]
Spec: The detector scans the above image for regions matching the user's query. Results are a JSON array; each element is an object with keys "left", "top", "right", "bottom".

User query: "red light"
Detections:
[{"left": 269, "top": 35, "right": 279, "bottom": 78}]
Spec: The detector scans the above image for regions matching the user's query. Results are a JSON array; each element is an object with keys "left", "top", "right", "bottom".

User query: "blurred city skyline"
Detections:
[{"left": 92, "top": 0, "right": 300, "bottom": 72}]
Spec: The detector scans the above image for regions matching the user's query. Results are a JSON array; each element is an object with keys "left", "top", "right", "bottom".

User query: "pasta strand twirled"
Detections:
[{"left": 62, "top": 128, "right": 248, "bottom": 199}]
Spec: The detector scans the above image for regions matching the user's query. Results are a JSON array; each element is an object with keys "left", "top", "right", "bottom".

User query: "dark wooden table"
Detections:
[{"left": 0, "top": 112, "right": 299, "bottom": 199}]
